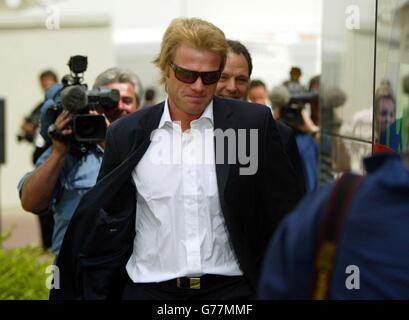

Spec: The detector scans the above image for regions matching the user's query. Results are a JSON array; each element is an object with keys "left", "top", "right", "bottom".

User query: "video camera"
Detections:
[
  {"left": 43, "top": 55, "right": 119, "bottom": 152},
  {"left": 17, "top": 118, "right": 36, "bottom": 143},
  {"left": 280, "top": 91, "right": 318, "bottom": 127}
]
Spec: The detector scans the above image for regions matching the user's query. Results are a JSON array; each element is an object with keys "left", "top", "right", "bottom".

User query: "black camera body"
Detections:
[
  {"left": 57, "top": 84, "right": 119, "bottom": 143},
  {"left": 281, "top": 91, "right": 318, "bottom": 127},
  {"left": 45, "top": 55, "right": 119, "bottom": 151},
  {"left": 17, "top": 130, "right": 34, "bottom": 143}
]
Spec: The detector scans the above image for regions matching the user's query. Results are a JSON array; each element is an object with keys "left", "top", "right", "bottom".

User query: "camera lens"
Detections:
[{"left": 73, "top": 114, "right": 106, "bottom": 142}]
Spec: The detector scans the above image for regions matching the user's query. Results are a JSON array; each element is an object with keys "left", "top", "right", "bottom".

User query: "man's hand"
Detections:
[
  {"left": 20, "top": 121, "right": 35, "bottom": 136},
  {"left": 21, "top": 111, "right": 73, "bottom": 214},
  {"left": 297, "top": 110, "right": 320, "bottom": 140},
  {"left": 51, "top": 111, "right": 72, "bottom": 157}
]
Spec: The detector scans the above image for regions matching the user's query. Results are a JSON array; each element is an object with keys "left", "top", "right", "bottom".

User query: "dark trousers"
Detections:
[
  {"left": 32, "top": 146, "right": 54, "bottom": 251},
  {"left": 122, "top": 274, "right": 255, "bottom": 300},
  {"left": 38, "top": 209, "right": 54, "bottom": 250}
]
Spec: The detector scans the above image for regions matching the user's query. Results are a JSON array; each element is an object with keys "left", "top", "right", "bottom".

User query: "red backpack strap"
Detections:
[{"left": 311, "top": 172, "right": 364, "bottom": 300}]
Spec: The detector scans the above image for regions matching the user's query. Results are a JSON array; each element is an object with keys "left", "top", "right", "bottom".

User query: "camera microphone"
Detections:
[
  {"left": 270, "top": 85, "right": 290, "bottom": 108},
  {"left": 322, "top": 88, "right": 347, "bottom": 109},
  {"left": 60, "top": 85, "right": 88, "bottom": 113}
]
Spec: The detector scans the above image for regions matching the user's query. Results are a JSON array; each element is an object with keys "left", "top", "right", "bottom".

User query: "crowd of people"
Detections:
[{"left": 17, "top": 17, "right": 409, "bottom": 300}]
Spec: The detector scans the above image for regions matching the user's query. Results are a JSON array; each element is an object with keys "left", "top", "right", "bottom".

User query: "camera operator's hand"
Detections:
[
  {"left": 51, "top": 111, "right": 72, "bottom": 157},
  {"left": 20, "top": 121, "right": 35, "bottom": 137},
  {"left": 20, "top": 110, "right": 72, "bottom": 214},
  {"left": 297, "top": 110, "right": 320, "bottom": 141}
]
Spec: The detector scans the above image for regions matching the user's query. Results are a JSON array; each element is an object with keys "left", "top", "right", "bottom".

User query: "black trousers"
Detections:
[
  {"left": 33, "top": 146, "right": 54, "bottom": 251},
  {"left": 38, "top": 209, "right": 54, "bottom": 250},
  {"left": 121, "top": 274, "right": 255, "bottom": 300}
]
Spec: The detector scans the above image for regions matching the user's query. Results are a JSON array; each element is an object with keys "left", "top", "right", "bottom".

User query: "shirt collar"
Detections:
[
  {"left": 158, "top": 99, "right": 172, "bottom": 129},
  {"left": 158, "top": 97, "right": 214, "bottom": 129}
]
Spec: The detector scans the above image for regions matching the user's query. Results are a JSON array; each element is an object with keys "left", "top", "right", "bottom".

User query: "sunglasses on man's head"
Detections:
[{"left": 170, "top": 63, "right": 221, "bottom": 85}]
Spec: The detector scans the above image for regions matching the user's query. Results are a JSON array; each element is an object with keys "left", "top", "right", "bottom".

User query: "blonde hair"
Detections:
[{"left": 153, "top": 17, "right": 228, "bottom": 86}]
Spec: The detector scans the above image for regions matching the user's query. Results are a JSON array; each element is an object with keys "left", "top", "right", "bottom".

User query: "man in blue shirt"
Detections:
[
  {"left": 18, "top": 67, "right": 142, "bottom": 256},
  {"left": 258, "top": 153, "right": 409, "bottom": 299},
  {"left": 294, "top": 130, "right": 319, "bottom": 192}
]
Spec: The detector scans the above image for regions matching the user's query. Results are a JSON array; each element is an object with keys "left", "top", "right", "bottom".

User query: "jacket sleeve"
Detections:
[
  {"left": 258, "top": 184, "right": 332, "bottom": 299},
  {"left": 97, "top": 127, "right": 122, "bottom": 181},
  {"left": 50, "top": 127, "right": 128, "bottom": 300},
  {"left": 256, "top": 111, "right": 303, "bottom": 256}
]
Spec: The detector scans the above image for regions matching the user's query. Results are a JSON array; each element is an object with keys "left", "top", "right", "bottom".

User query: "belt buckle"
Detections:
[
  {"left": 189, "top": 277, "right": 201, "bottom": 289},
  {"left": 176, "top": 277, "right": 201, "bottom": 289}
]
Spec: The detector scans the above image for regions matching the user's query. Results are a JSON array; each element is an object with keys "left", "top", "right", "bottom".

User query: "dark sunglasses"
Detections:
[{"left": 170, "top": 63, "right": 221, "bottom": 85}]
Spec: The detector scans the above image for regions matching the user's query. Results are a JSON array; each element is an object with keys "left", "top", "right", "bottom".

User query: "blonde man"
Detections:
[{"left": 52, "top": 17, "right": 300, "bottom": 300}]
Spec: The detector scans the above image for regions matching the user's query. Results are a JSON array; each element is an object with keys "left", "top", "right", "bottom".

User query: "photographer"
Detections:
[
  {"left": 18, "top": 70, "right": 58, "bottom": 163},
  {"left": 17, "top": 70, "right": 59, "bottom": 250},
  {"left": 283, "top": 66, "right": 306, "bottom": 94},
  {"left": 271, "top": 85, "right": 319, "bottom": 192},
  {"left": 18, "top": 66, "right": 142, "bottom": 256}
]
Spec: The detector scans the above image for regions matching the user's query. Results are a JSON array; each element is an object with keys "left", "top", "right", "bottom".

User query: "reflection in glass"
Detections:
[
  {"left": 374, "top": 0, "right": 409, "bottom": 154},
  {"left": 321, "top": 0, "right": 409, "bottom": 184},
  {"left": 320, "top": 0, "right": 376, "bottom": 183}
]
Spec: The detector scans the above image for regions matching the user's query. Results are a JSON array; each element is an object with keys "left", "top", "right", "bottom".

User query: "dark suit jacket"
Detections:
[
  {"left": 276, "top": 120, "right": 306, "bottom": 195},
  {"left": 50, "top": 96, "right": 302, "bottom": 300}
]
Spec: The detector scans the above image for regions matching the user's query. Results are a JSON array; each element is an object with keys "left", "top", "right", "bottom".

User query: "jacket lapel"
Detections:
[
  {"left": 97, "top": 97, "right": 234, "bottom": 211},
  {"left": 92, "top": 103, "right": 165, "bottom": 209},
  {"left": 124, "top": 102, "right": 165, "bottom": 170}
]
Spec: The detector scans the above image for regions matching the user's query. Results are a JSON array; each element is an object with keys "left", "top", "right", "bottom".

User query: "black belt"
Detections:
[{"left": 160, "top": 274, "right": 244, "bottom": 290}]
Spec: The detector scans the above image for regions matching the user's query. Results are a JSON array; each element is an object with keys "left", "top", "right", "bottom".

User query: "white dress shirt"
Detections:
[{"left": 126, "top": 99, "right": 242, "bottom": 283}]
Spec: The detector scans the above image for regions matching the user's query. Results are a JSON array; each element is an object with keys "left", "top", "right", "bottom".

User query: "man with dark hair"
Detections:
[
  {"left": 249, "top": 79, "right": 271, "bottom": 106},
  {"left": 216, "top": 39, "right": 306, "bottom": 195},
  {"left": 40, "top": 70, "right": 58, "bottom": 86},
  {"left": 284, "top": 66, "right": 306, "bottom": 94},
  {"left": 19, "top": 69, "right": 59, "bottom": 163},
  {"left": 52, "top": 18, "right": 301, "bottom": 300},
  {"left": 216, "top": 39, "right": 252, "bottom": 101}
]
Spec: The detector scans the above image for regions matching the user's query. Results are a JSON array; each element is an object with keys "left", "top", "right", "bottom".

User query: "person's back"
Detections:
[{"left": 259, "top": 153, "right": 409, "bottom": 299}]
